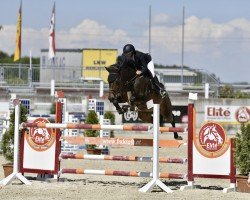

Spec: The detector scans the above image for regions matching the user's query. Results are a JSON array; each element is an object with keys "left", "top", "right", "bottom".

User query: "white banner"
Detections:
[{"left": 205, "top": 105, "right": 250, "bottom": 124}]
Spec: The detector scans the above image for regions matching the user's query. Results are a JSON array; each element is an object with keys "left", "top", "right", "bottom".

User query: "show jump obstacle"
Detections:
[{"left": 0, "top": 96, "right": 236, "bottom": 193}]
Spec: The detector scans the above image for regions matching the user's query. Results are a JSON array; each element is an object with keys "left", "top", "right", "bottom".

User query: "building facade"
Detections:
[
  {"left": 40, "top": 48, "right": 118, "bottom": 84},
  {"left": 40, "top": 49, "right": 83, "bottom": 83}
]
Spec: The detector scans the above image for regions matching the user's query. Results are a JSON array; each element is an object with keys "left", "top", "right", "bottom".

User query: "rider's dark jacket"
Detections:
[{"left": 121, "top": 50, "right": 152, "bottom": 75}]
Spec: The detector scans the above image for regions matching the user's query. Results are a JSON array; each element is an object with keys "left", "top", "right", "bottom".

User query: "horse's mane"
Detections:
[
  {"left": 106, "top": 57, "right": 136, "bottom": 82},
  {"left": 118, "top": 59, "right": 136, "bottom": 83}
]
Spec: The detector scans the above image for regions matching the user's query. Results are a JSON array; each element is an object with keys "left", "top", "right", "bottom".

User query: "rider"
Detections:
[{"left": 121, "top": 44, "right": 167, "bottom": 98}]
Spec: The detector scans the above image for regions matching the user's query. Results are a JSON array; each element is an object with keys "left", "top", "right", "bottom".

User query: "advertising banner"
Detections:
[
  {"left": 205, "top": 105, "right": 250, "bottom": 124},
  {"left": 82, "top": 49, "right": 117, "bottom": 82},
  {"left": 122, "top": 105, "right": 188, "bottom": 123}
]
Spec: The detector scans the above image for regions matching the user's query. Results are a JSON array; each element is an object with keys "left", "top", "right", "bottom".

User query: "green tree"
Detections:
[
  {"left": 1, "top": 104, "right": 27, "bottom": 163},
  {"left": 50, "top": 102, "right": 56, "bottom": 114},
  {"left": 0, "top": 50, "right": 40, "bottom": 64},
  {"left": 219, "top": 85, "right": 250, "bottom": 99},
  {"left": 219, "top": 85, "right": 234, "bottom": 98},
  {"left": 104, "top": 111, "right": 115, "bottom": 125},
  {"left": 104, "top": 111, "right": 115, "bottom": 138},
  {"left": 235, "top": 123, "right": 250, "bottom": 175},
  {"left": 84, "top": 110, "right": 99, "bottom": 149}
]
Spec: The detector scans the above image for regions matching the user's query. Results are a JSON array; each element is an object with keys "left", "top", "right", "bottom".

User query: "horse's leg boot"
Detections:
[
  {"left": 129, "top": 96, "right": 136, "bottom": 111},
  {"left": 153, "top": 76, "right": 167, "bottom": 98}
]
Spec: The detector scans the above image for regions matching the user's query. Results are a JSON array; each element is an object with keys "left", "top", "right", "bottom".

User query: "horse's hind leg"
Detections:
[{"left": 171, "top": 114, "right": 183, "bottom": 140}]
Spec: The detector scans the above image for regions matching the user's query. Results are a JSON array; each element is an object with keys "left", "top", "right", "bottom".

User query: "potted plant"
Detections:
[
  {"left": 1, "top": 105, "right": 27, "bottom": 177},
  {"left": 235, "top": 123, "right": 250, "bottom": 193},
  {"left": 104, "top": 111, "right": 115, "bottom": 138},
  {"left": 84, "top": 110, "right": 101, "bottom": 155}
]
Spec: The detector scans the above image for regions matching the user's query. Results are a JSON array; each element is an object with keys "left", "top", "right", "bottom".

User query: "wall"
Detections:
[{"left": 40, "top": 50, "right": 83, "bottom": 83}]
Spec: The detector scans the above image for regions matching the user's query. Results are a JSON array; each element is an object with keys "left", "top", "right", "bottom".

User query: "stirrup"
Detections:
[{"left": 160, "top": 90, "right": 167, "bottom": 98}]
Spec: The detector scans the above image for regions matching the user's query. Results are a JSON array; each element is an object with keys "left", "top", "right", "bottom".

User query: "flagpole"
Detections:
[
  {"left": 149, "top": 5, "right": 151, "bottom": 54},
  {"left": 48, "top": 2, "right": 56, "bottom": 81},
  {"left": 53, "top": 2, "right": 55, "bottom": 80},
  {"left": 18, "top": 63, "right": 21, "bottom": 79},
  {"left": 181, "top": 6, "right": 185, "bottom": 86},
  {"left": 29, "top": 50, "right": 32, "bottom": 87}
]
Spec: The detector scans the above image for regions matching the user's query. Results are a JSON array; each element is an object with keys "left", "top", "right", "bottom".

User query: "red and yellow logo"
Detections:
[
  {"left": 195, "top": 122, "right": 229, "bottom": 158},
  {"left": 235, "top": 107, "right": 250, "bottom": 123},
  {"left": 26, "top": 118, "right": 56, "bottom": 151}
]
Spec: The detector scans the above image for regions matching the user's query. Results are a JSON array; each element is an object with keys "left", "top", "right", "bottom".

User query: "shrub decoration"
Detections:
[
  {"left": 84, "top": 110, "right": 99, "bottom": 149},
  {"left": 1, "top": 105, "right": 27, "bottom": 163},
  {"left": 235, "top": 123, "right": 250, "bottom": 175}
]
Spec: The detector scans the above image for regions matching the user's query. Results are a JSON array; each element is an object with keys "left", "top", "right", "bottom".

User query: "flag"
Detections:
[
  {"left": 48, "top": 2, "right": 56, "bottom": 60},
  {"left": 14, "top": 1, "right": 22, "bottom": 62}
]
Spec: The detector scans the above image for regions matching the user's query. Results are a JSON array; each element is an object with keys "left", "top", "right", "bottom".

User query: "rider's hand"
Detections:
[{"left": 136, "top": 70, "right": 142, "bottom": 75}]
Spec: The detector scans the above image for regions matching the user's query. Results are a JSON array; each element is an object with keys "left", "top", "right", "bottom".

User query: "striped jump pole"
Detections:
[
  {"left": 159, "top": 127, "right": 187, "bottom": 133},
  {"left": 21, "top": 123, "right": 152, "bottom": 131},
  {"left": 60, "top": 168, "right": 186, "bottom": 179},
  {"left": 60, "top": 153, "right": 187, "bottom": 164},
  {"left": 21, "top": 122, "right": 187, "bottom": 133}
]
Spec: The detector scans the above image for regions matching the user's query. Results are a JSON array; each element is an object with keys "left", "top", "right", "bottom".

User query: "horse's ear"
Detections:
[{"left": 105, "top": 66, "right": 111, "bottom": 72}]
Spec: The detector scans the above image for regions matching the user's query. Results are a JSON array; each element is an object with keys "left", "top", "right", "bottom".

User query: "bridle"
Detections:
[
  {"left": 108, "top": 63, "right": 138, "bottom": 101},
  {"left": 108, "top": 72, "right": 124, "bottom": 99}
]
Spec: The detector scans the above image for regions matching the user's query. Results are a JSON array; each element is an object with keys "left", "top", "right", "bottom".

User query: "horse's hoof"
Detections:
[
  {"left": 122, "top": 106, "right": 129, "bottom": 112},
  {"left": 174, "top": 136, "right": 183, "bottom": 140},
  {"left": 130, "top": 105, "right": 135, "bottom": 111},
  {"left": 117, "top": 109, "right": 125, "bottom": 114}
]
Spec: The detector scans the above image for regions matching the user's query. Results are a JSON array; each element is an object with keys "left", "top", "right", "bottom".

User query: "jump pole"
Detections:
[
  {"left": 139, "top": 104, "right": 173, "bottom": 193},
  {"left": 0, "top": 99, "right": 31, "bottom": 186},
  {"left": 60, "top": 153, "right": 187, "bottom": 164}
]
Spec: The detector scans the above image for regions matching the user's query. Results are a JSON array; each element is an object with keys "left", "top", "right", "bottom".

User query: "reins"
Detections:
[{"left": 125, "top": 74, "right": 139, "bottom": 86}]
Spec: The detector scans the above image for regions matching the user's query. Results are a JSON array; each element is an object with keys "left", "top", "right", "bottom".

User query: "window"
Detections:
[
  {"left": 21, "top": 99, "right": 30, "bottom": 115},
  {"left": 96, "top": 102, "right": 104, "bottom": 115}
]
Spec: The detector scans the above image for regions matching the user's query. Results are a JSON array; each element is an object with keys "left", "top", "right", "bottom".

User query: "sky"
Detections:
[{"left": 0, "top": 0, "right": 250, "bottom": 83}]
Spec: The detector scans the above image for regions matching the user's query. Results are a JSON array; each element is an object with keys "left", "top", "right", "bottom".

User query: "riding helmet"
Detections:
[{"left": 123, "top": 44, "right": 135, "bottom": 55}]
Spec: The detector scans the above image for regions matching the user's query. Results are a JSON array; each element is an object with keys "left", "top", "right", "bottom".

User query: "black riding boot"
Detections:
[
  {"left": 153, "top": 76, "right": 167, "bottom": 98},
  {"left": 130, "top": 96, "right": 136, "bottom": 111}
]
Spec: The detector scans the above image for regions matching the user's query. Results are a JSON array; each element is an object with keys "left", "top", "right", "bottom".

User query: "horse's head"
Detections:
[
  {"left": 203, "top": 125, "right": 223, "bottom": 145},
  {"left": 105, "top": 59, "right": 136, "bottom": 103},
  {"left": 105, "top": 64, "right": 120, "bottom": 102}
]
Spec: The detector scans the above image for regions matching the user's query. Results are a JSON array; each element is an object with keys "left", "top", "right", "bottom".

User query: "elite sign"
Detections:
[{"left": 205, "top": 105, "right": 250, "bottom": 124}]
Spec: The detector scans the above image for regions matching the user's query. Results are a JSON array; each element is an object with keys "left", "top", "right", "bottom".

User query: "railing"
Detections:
[{"left": 2, "top": 63, "right": 247, "bottom": 97}]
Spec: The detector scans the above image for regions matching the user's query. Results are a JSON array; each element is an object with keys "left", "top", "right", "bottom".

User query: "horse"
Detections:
[{"left": 105, "top": 62, "right": 182, "bottom": 140}]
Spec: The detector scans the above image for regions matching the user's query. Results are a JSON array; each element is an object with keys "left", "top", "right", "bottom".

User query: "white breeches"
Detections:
[{"left": 147, "top": 60, "right": 155, "bottom": 77}]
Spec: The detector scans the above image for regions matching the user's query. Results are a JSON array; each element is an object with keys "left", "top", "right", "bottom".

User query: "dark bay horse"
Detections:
[{"left": 105, "top": 63, "right": 182, "bottom": 140}]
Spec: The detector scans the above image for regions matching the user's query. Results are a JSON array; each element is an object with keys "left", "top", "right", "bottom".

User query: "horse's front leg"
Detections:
[
  {"left": 127, "top": 91, "right": 136, "bottom": 111},
  {"left": 113, "top": 99, "right": 125, "bottom": 114}
]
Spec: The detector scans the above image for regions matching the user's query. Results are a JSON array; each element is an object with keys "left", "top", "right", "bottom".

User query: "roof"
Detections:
[
  {"left": 41, "top": 48, "right": 118, "bottom": 53},
  {"left": 155, "top": 68, "right": 197, "bottom": 76}
]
